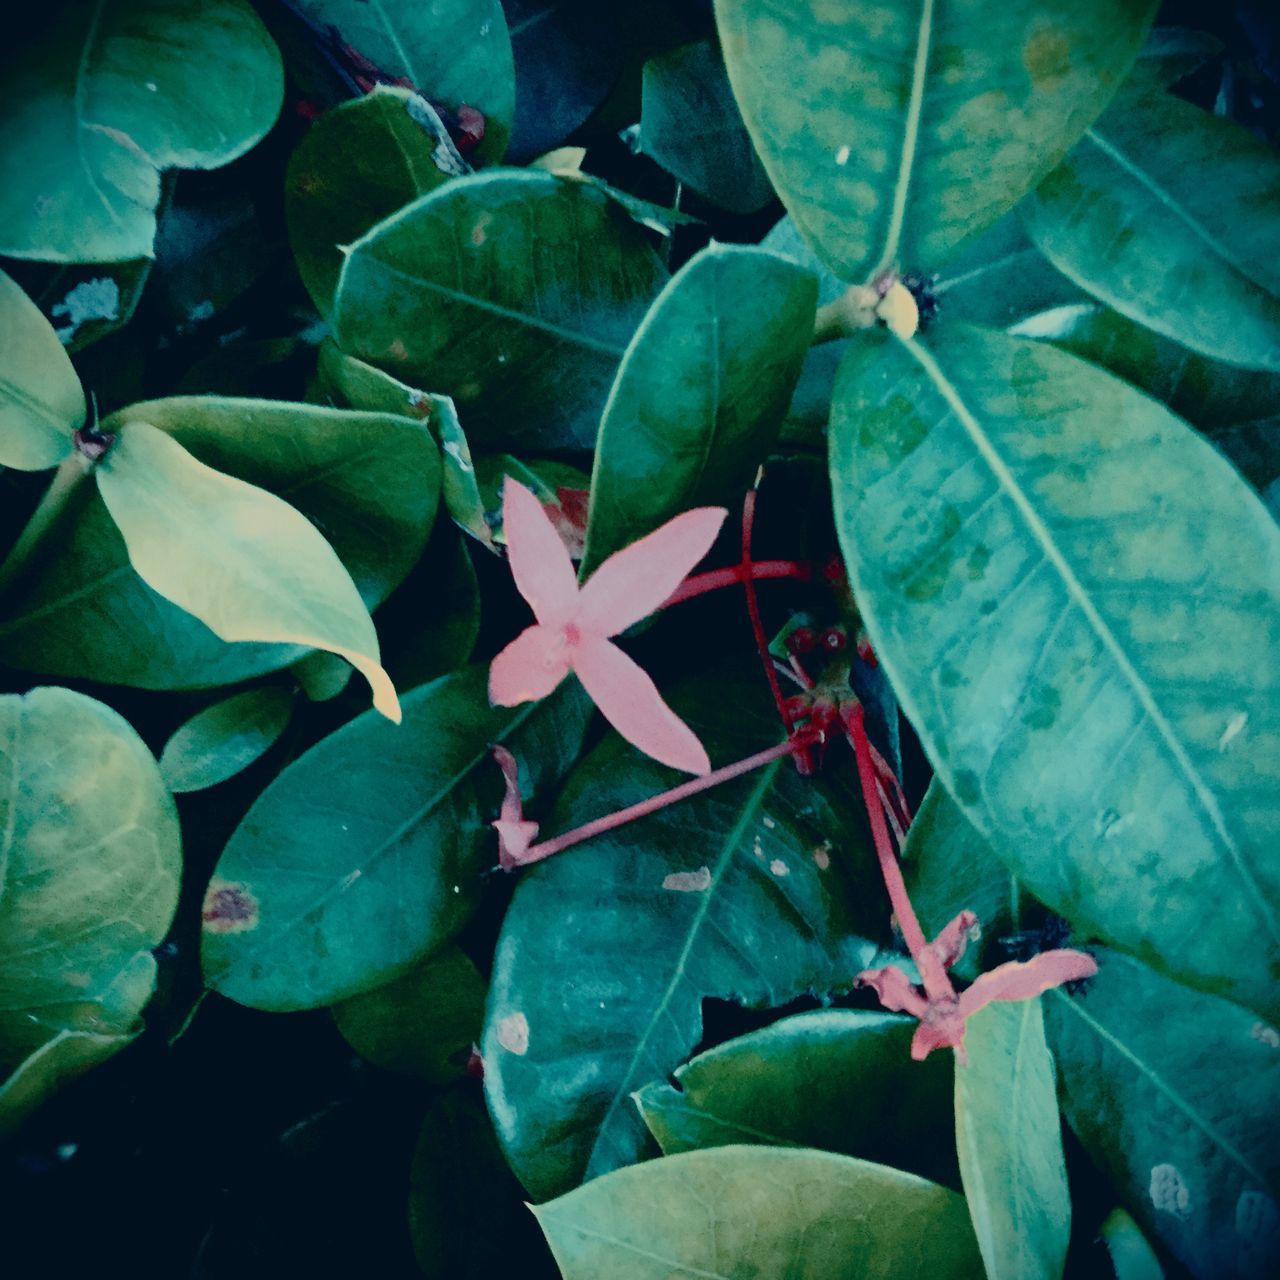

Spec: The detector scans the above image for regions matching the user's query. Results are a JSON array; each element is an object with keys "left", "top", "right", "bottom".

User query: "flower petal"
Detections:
[
  {"left": 502, "top": 478, "right": 579, "bottom": 625},
  {"left": 930, "top": 910, "right": 981, "bottom": 971},
  {"left": 855, "top": 965, "right": 929, "bottom": 1018},
  {"left": 488, "top": 625, "right": 571, "bottom": 705},
  {"left": 572, "top": 637, "right": 711, "bottom": 774},
  {"left": 577, "top": 507, "right": 728, "bottom": 637},
  {"left": 958, "top": 949, "right": 1099, "bottom": 1016}
]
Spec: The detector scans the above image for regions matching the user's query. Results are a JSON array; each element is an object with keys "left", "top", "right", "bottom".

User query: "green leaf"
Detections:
[
  {"left": 317, "top": 341, "right": 495, "bottom": 551},
  {"left": 285, "top": 87, "right": 457, "bottom": 312},
  {"left": 482, "top": 675, "right": 882, "bottom": 1199},
  {"left": 1098, "top": 1208, "right": 1166, "bottom": 1280},
  {"left": 159, "top": 687, "right": 295, "bottom": 793},
  {"left": 1023, "top": 89, "right": 1280, "bottom": 372},
  {"left": 333, "top": 170, "right": 668, "bottom": 450},
  {"left": 581, "top": 243, "right": 816, "bottom": 571},
  {"left": 829, "top": 324, "right": 1280, "bottom": 1019},
  {"left": 0, "top": 687, "right": 181, "bottom": 1134},
  {"left": 635, "top": 1009, "right": 957, "bottom": 1187},
  {"left": 0, "top": 0, "right": 283, "bottom": 262},
  {"left": 534, "top": 1146, "right": 982, "bottom": 1279},
  {"left": 331, "top": 944, "right": 485, "bottom": 1082},
  {"left": 1009, "top": 303, "right": 1280, "bottom": 430},
  {"left": 202, "top": 667, "right": 589, "bottom": 1011},
  {"left": 1045, "top": 949, "right": 1280, "bottom": 1280},
  {"left": 0, "top": 268, "right": 84, "bottom": 469},
  {"left": 714, "top": 0, "right": 1156, "bottom": 281},
  {"left": 0, "top": 399, "right": 439, "bottom": 690},
  {"left": 290, "top": 0, "right": 514, "bottom": 161},
  {"left": 95, "top": 421, "right": 400, "bottom": 720},
  {"left": 955, "top": 999, "right": 1072, "bottom": 1280},
  {"left": 639, "top": 40, "right": 773, "bottom": 215}
]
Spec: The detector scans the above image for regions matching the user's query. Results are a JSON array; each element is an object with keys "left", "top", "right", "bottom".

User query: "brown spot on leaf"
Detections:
[
  {"left": 202, "top": 879, "right": 260, "bottom": 935},
  {"left": 1024, "top": 28, "right": 1072, "bottom": 90},
  {"left": 385, "top": 338, "right": 409, "bottom": 363}
]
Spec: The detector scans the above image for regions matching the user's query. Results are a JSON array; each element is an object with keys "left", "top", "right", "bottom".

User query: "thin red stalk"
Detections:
[
  {"left": 514, "top": 735, "right": 815, "bottom": 866},
  {"left": 663, "top": 558, "right": 811, "bottom": 608},
  {"left": 787, "top": 653, "right": 815, "bottom": 689}
]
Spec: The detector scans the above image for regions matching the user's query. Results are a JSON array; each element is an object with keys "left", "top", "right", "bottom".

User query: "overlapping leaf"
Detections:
[{"left": 159, "top": 687, "right": 295, "bottom": 793}]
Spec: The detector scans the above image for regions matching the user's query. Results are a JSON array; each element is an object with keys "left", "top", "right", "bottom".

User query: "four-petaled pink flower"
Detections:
[
  {"left": 489, "top": 479, "right": 727, "bottom": 775},
  {"left": 857, "top": 908, "right": 1099, "bottom": 1062}
]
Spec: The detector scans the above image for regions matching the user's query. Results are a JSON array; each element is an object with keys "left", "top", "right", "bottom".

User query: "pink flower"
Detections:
[
  {"left": 857, "top": 908, "right": 1098, "bottom": 1062},
  {"left": 489, "top": 479, "right": 727, "bottom": 775}
]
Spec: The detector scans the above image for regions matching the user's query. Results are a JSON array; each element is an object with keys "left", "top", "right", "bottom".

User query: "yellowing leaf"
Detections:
[{"left": 95, "top": 421, "right": 399, "bottom": 720}]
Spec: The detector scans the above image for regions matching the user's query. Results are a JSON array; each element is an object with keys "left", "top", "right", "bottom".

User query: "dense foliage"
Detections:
[{"left": 2, "top": 1, "right": 1278, "bottom": 1277}]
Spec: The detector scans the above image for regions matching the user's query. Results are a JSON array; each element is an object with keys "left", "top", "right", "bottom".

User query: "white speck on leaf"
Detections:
[
  {"left": 496, "top": 1012, "right": 529, "bottom": 1055},
  {"left": 762, "top": 816, "right": 776, "bottom": 830},
  {"left": 51, "top": 277, "right": 120, "bottom": 344},
  {"left": 663, "top": 866, "right": 711, "bottom": 892},
  {"left": 1219, "top": 711, "right": 1248, "bottom": 751},
  {"left": 752, "top": 835, "right": 764, "bottom": 859},
  {"left": 1250, "top": 1021, "right": 1280, "bottom": 1048},
  {"left": 1150, "top": 1164, "right": 1191, "bottom": 1218},
  {"left": 813, "top": 843, "right": 831, "bottom": 870},
  {"left": 769, "top": 859, "right": 789, "bottom": 877},
  {"left": 835, "top": 145, "right": 851, "bottom": 165}
]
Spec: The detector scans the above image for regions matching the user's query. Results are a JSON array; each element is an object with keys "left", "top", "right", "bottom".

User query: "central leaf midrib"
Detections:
[{"left": 902, "top": 336, "right": 1279, "bottom": 950}]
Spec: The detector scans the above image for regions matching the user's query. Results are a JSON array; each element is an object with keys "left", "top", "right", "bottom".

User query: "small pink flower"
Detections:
[
  {"left": 489, "top": 479, "right": 727, "bottom": 775},
  {"left": 490, "top": 744, "right": 539, "bottom": 871}
]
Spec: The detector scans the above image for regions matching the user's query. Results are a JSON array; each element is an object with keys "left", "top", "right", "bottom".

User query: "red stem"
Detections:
[
  {"left": 514, "top": 734, "right": 815, "bottom": 866},
  {"left": 663, "top": 559, "right": 811, "bottom": 607}
]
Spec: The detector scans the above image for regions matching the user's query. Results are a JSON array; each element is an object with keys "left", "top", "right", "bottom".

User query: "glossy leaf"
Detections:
[
  {"left": 333, "top": 170, "right": 668, "bottom": 450},
  {"left": 482, "top": 675, "right": 882, "bottom": 1198},
  {"left": 955, "top": 999, "right": 1071, "bottom": 1280},
  {"left": 1023, "top": 89, "right": 1280, "bottom": 371},
  {"left": 640, "top": 40, "right": 772, "bottom": 215},
  {"left": 1045, "top": 949, "right": 1280, "bottom": 1280},
  {"left": 95, "top": 421, "right": 400, "bottom": 720},
  {"left": 0, "top": 0, "right": 283, "bottom": 262},
  {"left": 534, "top": 1146, "right": 983, "bottom": 1279},
  {"left": 0, "top": 687, "right": 181, "bottom": 1134},
  {"left": 0, "top": 268, "right": 83, "bottom": 469},
  {"left": 286, "top": 88, "right": 457, "bottom": 311},
  {"left": 635, "top": 1009, "right": 957, "bottom": 1187},
  {"left": 291, "top": 0, "right": 514, "bottom": 159},
  {"left": 0, "top": 399, "right": 439, "bottom": 690},
  {"left": 202, "top": 667, "right": 589, "bottom": 1011},
  {"left": 331, "top": 945, "right": 485, "bottom": 1082},
  {"left": 159, "top": 687, "right": 295, "bottom": 793},
  {"left": 830, "top": 324, "right": 1280, "bottom": 1019},
  {"left": 715, "top": 0, "right": 1156, "bottom": 281},
  {"left": 1009, "top": 302, "right": 1280, "bottom": 429},
  {"left": 581, "top": 243, "right": 815, "bottom": 572}
]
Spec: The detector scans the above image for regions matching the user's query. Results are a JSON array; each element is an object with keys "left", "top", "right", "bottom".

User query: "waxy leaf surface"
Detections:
[
  {"left": 636, "top": 1009, "right": 957, "bottom": 1188},
  {"left": 1045, "top": 949, "right": 1280, "bottom": 1280},
  {"left": 482, "top": 676, "right": 882, "bottom": 1199},
  {"left": 534, "top": 1145, "right": 982, "bottom": 1279},
  {"left": 202, "top": 667, "right": 588, "bottom": 1010},
  {"left": 1024, "top": 89, "right": 1280, "bottom": 371},
  {"left": 0, "top": 687, "right": 181, "bottom": 1134},
  {"left": 830, "top": 325, "right": 1280, "bottom": 1019},
  {"left": 159, "top": 687, "right": 295, "bottom": 793},
  {"left": 333, "top": 170, "right": 668, "bottom": 450},
  {"left": 714, "top": 0, "right": 1156, "bottom": 280},
  {"left": 582, "top": 243, "right": 815, "bottom": 572},
  {"left": 0, "top": 0, "right": 282, "bottom": 261},
  {"left": 954, "top": 999, "right": 1072, "bottom": 1280}
]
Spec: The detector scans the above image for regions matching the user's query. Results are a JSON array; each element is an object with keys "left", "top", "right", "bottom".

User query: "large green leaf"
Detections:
[
  {"left": 1009, "top": 303, "right": 1280, "bottom": 430},
  {"left": 285, "top": 87, "right": 457, "bottom": 312},
  {"left": 332, "top": 170, "right": 668, "bottom": 450},
  {"left": 581, "top": 243, "right": 816, "bottom": 571},
  {"left": 95, "top": 421, "right": 400, "bottom": 719},
  {"left": 0, "top": 0, "right": 282, "bottom": 262},
  {"left": 534, "top": 1146, "right": 982, "bottom": 1278},
  {"left": 202, "top": 667, "right": 589, "bottom": 1010},
  {"left": 0, "top": 687, "right": 181, "bottom": 1134},
  {"left": 639, "top": 40, "right": 773, "bottom": 215},
  {"left": 0, "top": 399, "right": 438, "bottom": 690},
  {"left": 159, "top": 687, "right": 295, "bottom": 793},
  {"left": 714, "top": 0, "right": 1156, "bottom": 281},
  {"left": 291, "top": 0, "right": 514, "bottom": 161},
  {"left": 829, "top": 324, "right": 1280, "bottom": 1019},
  {"left": 955, "top": 999, "right": 1072, "bottom": 1280},
  {"left": 1023, "top": 89, "right": 1280, "bottom": 372},
  {"left": 482, "top": 676, "right": 882, "bottom": 1199},
  {"left": 0, "top": 269, "right": 84, "bottom": 469},
  {"left": 1045, "top": 949, "right": 1280, "bottom": 1280},
  {"left": 635, "top": 1009, "right": 957, "bottom": 1187}
]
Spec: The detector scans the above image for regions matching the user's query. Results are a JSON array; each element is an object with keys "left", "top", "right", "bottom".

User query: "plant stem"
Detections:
[
  {"left": 663, "top": 558, "right": 811, "bottom": 607},
  {"left": 0, "top": 454, "right": 90, "bottom": 599},
  {"left": 513, "top": 735, "right": 815, "bottom": 867}
]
